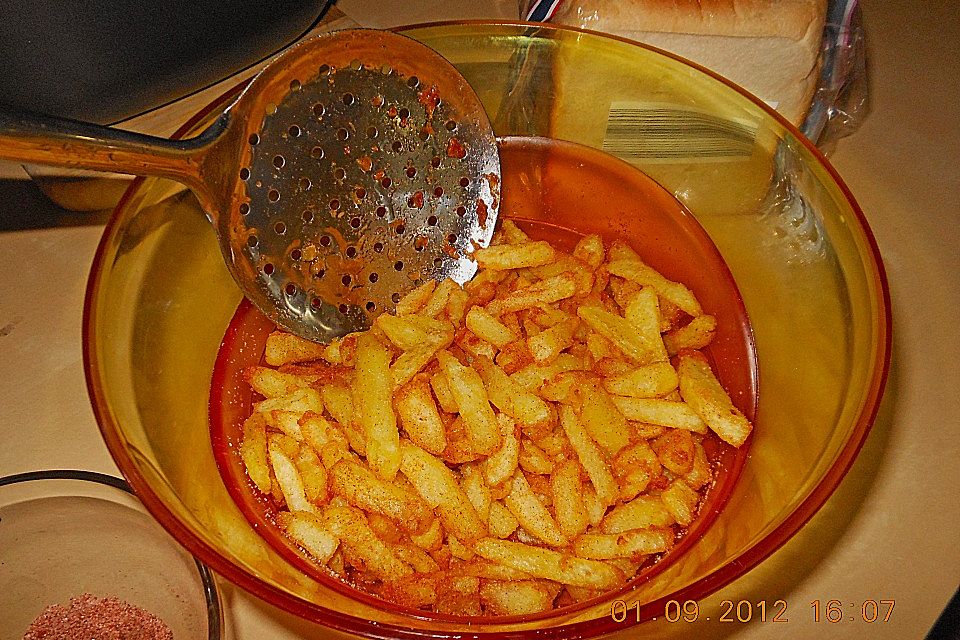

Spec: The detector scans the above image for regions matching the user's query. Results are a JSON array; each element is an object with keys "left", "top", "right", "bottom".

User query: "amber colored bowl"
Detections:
[{"left": 83, "top": 22, "right": 890, "bottom": 638}]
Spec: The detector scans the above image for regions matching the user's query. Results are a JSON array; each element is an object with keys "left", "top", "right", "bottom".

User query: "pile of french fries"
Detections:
[{"left": 238, "top": 221, "right": 753, "bottom": 616}]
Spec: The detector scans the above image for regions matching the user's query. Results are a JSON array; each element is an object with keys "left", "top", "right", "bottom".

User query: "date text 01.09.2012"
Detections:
[{"left": 609, "top": 599, "right": 896, "bottom": 624}]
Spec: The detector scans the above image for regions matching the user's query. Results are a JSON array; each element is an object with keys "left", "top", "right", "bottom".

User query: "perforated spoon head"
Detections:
[{"left": 206, "top": 29, "right": 500, "bottom": 342}]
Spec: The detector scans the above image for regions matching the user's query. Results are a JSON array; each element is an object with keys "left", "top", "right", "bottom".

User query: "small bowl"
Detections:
[
  {"left": 0, "top": 470, "right": 222, "bottom": 640},
  {"left": 83, "top": 21, "right": 890, "bottom": 638}
]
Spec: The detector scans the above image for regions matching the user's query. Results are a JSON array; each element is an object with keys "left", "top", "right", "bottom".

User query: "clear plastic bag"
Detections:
[
  {"left": 520, "top": 0, "right": 869, "bottom": 152},
  {"left": 801, "top": 0, "right": 870, "bottom": 152}
]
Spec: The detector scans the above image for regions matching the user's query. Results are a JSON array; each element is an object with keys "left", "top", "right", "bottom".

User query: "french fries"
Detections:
[
  {"left": 323, "top": 505, "right": 413, "bottom": 581},
  {"left": 481, "top": 414, "right": 520, "bottom": 487},
  {"left": 436, "top": 351, "right": 501, "bottom": 455},
  {"left": 551, "top": 460, "right": 589, "bottom": 539},
  {"left": 572, "top": 528, "right": 674, "bottom": 560},
  {"left": 400, "top": 442, "right": 487, "bottom": 545},
  {"left": 660, "top": 479, "right": 701, "bottom": 526},
  {"left": 578, "top": 382, "right": 630, "bottom": 457},
  {"left": 602, "top": 361, "right": 679, "bottom": 398},
  {"left": 264, "top": 331, "right": 329, "bottom": 365},
  {"left": 601, "top": 495, "right": 674, "bottom": 533},
  {"left": 465, "top": 306, "right": 517, "bottom": 347},
  {"left": 475, "top": 539, "right": 624, "bottom": 589},
  {"left": 474, "top": 356, "right": 552, "bottom": 433},
  {"left": 352, "top": 333, "right": 400, "bottom": 480},
  {"left": 609, "top": 397, "right": 709, "bottom": 433},
  {"left": 474, "top": 240, "right": 556, "bottom": 270},
  {"left": 504, "top": 472, "right": 568, "bottom": 547},
  {"left": 235, "top": 229, "right": 753, "bottom": 616},
  {"left": 677, "top": 350, "right": 753, "bottom": 447},
  {"left": 268, "top": 434, "right": 317, "bottom": 514},
  {"left": 663, "top": 315, "right": 717, "bottom": 355},
  {"left": 578, "top": 306, "right": 667, "bottom": 366},
  {"left": 607, "top": 241, "right": 703, "bottom": 317},
  {"left": 395, "top": 376, "right": 447, "bottom": 455},
  {"left": 278, "top": 511, "right": 339, "bottom": 563},
  {"left": 486, "top": 274, "right": 578, "bottom": 316},
  {"left": 329, "top": 459, "right": 431, "bottom": 534},
  {"left": 559, "top": 405, "right": 619, "bottom": 507},
  {"left": 480, "top": 580, "right": 557, "bottom": 615}
]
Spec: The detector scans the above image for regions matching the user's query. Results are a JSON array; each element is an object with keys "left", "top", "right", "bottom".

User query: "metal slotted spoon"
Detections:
[{"left": 0, "top": 29, "right": 501, "bottom": 342}]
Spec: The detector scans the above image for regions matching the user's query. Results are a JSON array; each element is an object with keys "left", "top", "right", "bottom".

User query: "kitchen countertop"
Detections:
[{"left": 1, "top": 1, "right": 956, "bottom": 638}]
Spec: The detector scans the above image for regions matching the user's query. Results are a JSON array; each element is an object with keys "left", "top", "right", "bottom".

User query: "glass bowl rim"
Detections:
[
  {"left": 82, "top": 20, "right": 892, "bottom": 639},
  {"left": 0, "top": 468, "right": 224, "bottom": 640}
]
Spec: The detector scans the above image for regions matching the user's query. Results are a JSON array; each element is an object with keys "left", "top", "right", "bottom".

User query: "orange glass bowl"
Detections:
[{"left": 83, "top": 22, "right": 890, "bottom": 638}]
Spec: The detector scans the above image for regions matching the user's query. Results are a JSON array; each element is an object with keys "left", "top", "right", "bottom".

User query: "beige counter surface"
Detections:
[{"left": 1, "top": 0, "right": 956, "bottom": 638}]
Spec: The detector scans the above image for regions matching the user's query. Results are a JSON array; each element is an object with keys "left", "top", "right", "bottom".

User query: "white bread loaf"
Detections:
[
  {"left": 539, "top": 1, "right": 826, "bottom": 216},
  {"left": 550, "top": 0, "right": 826, "bottom": 125}
]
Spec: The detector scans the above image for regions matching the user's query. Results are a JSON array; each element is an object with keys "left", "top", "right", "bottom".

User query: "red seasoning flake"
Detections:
[
  {"left": 446, "top": 137, "right": 466, "bottom": 159},
  {"left": 409, "top": 191, "right": 424, "bottom": 209},
  {"left": 356, "top": 156, "right": 373, "bottom": 172},
  {"left": 417, "top": 85, "right": 441, "bottom": 119},
  {"left": 23, "top": 593, "right": 173, "bottom": 640},
  {"left": 442, "top": 242, "right": 459, "bottom": 258},
  {"left": 485, "top": 172, "right": 501, "bottom": 209},
  {"left": 476, "top": 198, "right": 489, "bottom": 228}
]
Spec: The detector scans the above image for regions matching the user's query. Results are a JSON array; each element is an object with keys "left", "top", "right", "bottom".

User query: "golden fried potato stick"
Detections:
[
  {"left": 559, "top": 405, "right": 618, "bottom": 506},
  {"left": 353, "top": 333, "right": 400, "bottom": 480},
  {"left": 677, "top": 350, "right": 753, "bottom": 447},
  {"left": 395, "top": 377, "right": 447, "bottom": 455},
  {"left": 474, "top": 241, "right": 557, "bottom": 270},
  {"left": 573, "top": 528, "right": 674, "bottom": 560},
  {"left": 278, "top": 511, "right": 339, "bottom": 563},
  {"left": 322, "top": 505, "right": 413, "bottom": 581},
  {"left": 504, "top": 472, "right": 568, "bottom": 547},
  {"left": 400, "top": 441, "right": 487, "bottom": 545},
  {"left": 609, "top": 397, "right": 708, "bottom": 433},
  {"left": 474, "top": 539, "right": 625, "bottom": 589},
  {"left": 329, "top": 459, "right": 431, "bottom": 534},
  {"left": 436, "top": 350, "right": 501, "bottom": 455}
]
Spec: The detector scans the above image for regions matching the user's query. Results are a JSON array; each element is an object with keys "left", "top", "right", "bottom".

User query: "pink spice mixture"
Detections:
[{"left": 22, "top": 593, "right": 173, "bottom": 640}]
